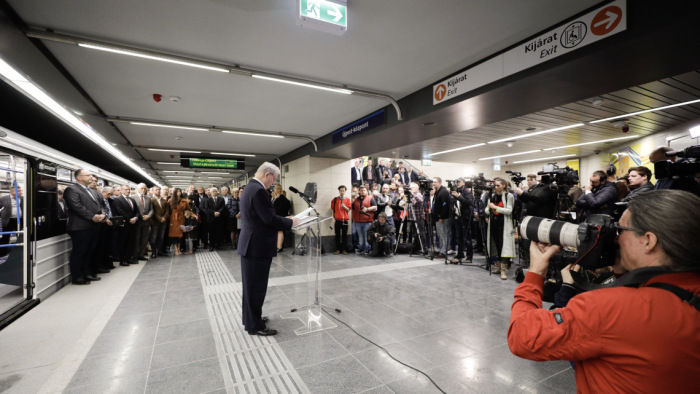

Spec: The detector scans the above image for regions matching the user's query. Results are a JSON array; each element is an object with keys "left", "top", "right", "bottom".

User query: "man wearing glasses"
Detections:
[
  {"left": 238, "top": 162, "right": 299, "bottom": 336},
  {"left": 508, "top": 190, "right": 700, "bottom": 393},
  {"left": 63, "top": 169, "right": 106, "bottom": 285}
]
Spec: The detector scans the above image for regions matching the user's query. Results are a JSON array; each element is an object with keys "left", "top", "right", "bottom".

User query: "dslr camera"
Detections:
[{"left": 505, "top": 170, "right": 526, "bottom": 185}]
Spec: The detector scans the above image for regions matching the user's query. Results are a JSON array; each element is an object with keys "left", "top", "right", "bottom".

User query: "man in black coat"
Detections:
[
  {"left": 362, "top": 158, "right": 379, "bottom": 188},
  {"left": 111, "top": 184, "right": 139, "bottom": 266},
  {"left": 432, "top": 177, "right": 452, "bottom": 257},
  {"left": 238, "top": 163, "right": 299, "bottom": 336},
  {"left": 207, "top": 187, "right": 227, "bottom": 251},
  {"left": 576, "top": 170, "right": 618, "bottom": 220},
  {"left": 450, "top": 178, "right": 476, "bottom": 263},
  {"left": 367, "top": 213, "right": 395, "bottom": 257},
  {"left": 63, "top": 169, "right": 105, "bottom": 284}
]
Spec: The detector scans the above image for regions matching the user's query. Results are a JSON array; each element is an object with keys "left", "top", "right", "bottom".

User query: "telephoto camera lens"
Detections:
[{"left": 520, "top": 216, "right": 580, "bottom": 248}]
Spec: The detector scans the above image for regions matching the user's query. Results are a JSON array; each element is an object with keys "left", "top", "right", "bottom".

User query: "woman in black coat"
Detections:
[{"left": 272, "top": 184, "right": 291, "bottom": 251}]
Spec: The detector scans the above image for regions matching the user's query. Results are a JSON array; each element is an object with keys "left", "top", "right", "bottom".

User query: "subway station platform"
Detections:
[{"left": 0, "top": 249, "right": 575, "bottom": 393}]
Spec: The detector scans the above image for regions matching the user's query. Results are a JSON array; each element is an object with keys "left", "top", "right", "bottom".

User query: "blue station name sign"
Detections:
[{"left": 332, "top": 109, "right": 386, "bottom": 144}]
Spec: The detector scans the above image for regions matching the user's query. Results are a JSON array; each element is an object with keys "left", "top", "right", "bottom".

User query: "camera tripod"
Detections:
[
  {"left": 394, "top": 195, "right": 430, "bottom": 259},
  {"left": 474, "top": 189, "right": 493, "bottom": 275}
]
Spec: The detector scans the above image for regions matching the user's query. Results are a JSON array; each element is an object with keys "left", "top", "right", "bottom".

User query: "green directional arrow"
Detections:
[{"left": 300, "top": 0, "right": 347, "bottom": 28}]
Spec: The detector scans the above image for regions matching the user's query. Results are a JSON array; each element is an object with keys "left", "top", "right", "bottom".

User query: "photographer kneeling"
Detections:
[
  {"left": 367, "top": 213, "right": 395, "bottom": 257},
  {"left": 508, "top": 190, "right": 700, "bottom": 393}
]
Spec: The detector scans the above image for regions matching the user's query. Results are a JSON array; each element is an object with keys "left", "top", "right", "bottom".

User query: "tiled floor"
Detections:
[{"left": 60, "top": 248, "right": 576, "bottom": 394}]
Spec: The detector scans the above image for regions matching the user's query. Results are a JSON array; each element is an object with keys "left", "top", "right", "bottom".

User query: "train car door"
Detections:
[{"left": 0, "top": 151, "right": 32, "bottom": 328}]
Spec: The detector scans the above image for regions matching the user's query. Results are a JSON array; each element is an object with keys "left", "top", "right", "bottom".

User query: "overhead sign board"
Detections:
[
  {"left": 332, "top": 109, "right": 386, "bottom": 144},
  {"left": 433, "top": 0, "right": 626, "bottom": 105},
  {"left": 298, "top": 0, "right": 347, "bottom": 35},
  {"left": 180, "top": 156, "right": 245, "bottom": 170}
]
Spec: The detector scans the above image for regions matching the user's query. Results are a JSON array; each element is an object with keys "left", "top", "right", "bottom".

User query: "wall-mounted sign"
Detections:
[
  {"left": 180, "top": 155, "right": 245, "bottom": 170},
  {"left": 433, "top": 0, "right": 626, "bottom": 105},
  {"left": 332, "top": 109, "right": 386, "bottom": 144},
  {"left": 297, "top": 0, "right": 347, "bottom": 35},
  {"left": 421, "top": 159, "right": 432, "bottom": 166}
]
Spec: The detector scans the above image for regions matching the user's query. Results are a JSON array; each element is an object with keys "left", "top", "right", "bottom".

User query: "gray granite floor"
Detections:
[{"left": 62, "top": 246, "right": 576, "bottom": 394}]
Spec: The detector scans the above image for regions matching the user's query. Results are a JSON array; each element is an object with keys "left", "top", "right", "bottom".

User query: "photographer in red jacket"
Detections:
[{"left": 508, "top": 190, "right": 700, "bottom": 393}]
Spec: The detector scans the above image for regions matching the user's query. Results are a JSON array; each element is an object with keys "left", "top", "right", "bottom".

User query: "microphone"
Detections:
[{"left": 289, "top": 186, "right": 310, "bottom": 200}]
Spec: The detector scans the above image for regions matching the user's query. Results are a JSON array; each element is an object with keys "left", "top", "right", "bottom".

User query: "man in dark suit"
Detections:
[
  {"left": 238, "top": 162, "right": 299, "bottom": 336},
  {"left": 112, "top": 184, "right": 138, "bottom": 266},
  {"left": 432, "top": 177, "right": 452, "bottom": 258},
  {"left": 63, "top": 169, "right": 106, "bottom": 284},
  {"left": 132, "top": 183, "right": 154, "bottom": 261},
  {"left": 195, "top": 186, "right": 210, "bottom": 249},
  {"left": 350, "top": 160, "right": 362, "bottom": 187},
  {"left": 206, "top": 186, "right": 227, "bottom": 251},
  {"left": 362, "top": 158, "right": 379, "bottom": 188}
]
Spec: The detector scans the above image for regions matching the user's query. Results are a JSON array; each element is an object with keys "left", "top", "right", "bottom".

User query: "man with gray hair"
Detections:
[
  {"left": 238, "top": 162, "right": 299, "bottom": 336},
  {"left": 508, "top": 190, "right": 700, "bottom": 393},
  {"left": 132, "top": 183, "right": 153, "bottom": 261}
]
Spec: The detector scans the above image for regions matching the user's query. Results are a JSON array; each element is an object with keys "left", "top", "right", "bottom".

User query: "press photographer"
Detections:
[
  {"left": 651, "top": 145, "right": 700, "bottom": 197},
  {"left": 509, "top": 190, "right": 700, "bottom": 393},
  {"left": 367, "top": 212, "right": 395, "bottom": 257},
  {"left": 575, "top": 170, "right": 618, "bottom": 220},
  {"left": 449, "top": 178, "right": 475, "bottom": 263},
  {"left": 512, "top": 173, "right": 558, "bottom": 220}
]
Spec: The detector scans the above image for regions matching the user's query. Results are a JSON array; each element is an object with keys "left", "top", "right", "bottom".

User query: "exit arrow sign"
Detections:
[{"left": 300, "top": 0, "right": 347, "bottom": 29}]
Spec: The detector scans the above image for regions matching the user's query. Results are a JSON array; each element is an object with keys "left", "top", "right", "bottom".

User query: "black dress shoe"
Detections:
[
  {"left": 85, "top": 275, "right": 101, "bottom": 281},
  {"left": 247, "top": 328, "right": 277, "bottom": 336},
  {"left": 96, "top": 268, "right": 110, "bottom": 274},
  {"left": 72, "top": 278, "right": 91, "bottom": 285},
  {"left": 120, "top": 262, "right": 130, "bottom": 267}
]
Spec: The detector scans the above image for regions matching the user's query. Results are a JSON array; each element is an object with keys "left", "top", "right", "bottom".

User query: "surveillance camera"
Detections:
[
  {"left": 594, "top": 150, "right": 601, "bottom": 155},
  {"left": 622, "top": 125, "right": 629, "bottom": 133}
]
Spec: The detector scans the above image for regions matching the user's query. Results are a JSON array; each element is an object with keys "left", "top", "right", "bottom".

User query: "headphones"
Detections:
[{"left": 605, "top": 164, "right": 616, "bottom": 177}]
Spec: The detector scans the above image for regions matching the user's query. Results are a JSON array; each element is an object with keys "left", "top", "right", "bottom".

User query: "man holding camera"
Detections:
[
  {"left": 513, "top": 174, "right": 558, "bottom": 219},
  {"left": 450, "top": 178, "right": 475, "bottom": 263},
  {"left": 576, "top": 170, "right": 618, "bottom": 220},
  {"left": 508, "top": 190, "right": 700, "bottom": 393},
  {"left": 367, "top": 212, "right": 395, "bottom": 257}
]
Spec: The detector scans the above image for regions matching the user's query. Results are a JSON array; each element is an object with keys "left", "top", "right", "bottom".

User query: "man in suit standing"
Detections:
[
  {"left": 207, "top": 187, "right": 227, "bottom": 251},
  {"left": 112, "top": 184, "right": 138, "bottom": 266},
  {"left": 238, "top": 162, "right": 299, "bottom": 336},
  {"left": 132, "top": 183, "right": 153, "bottom": 261},
  {"left": 362, "top": 158, "right": 378, "bottom": 188},
  {"left": 63, "top": 169, "right": 105, "bottom": 284},
  {"left": 350, "top": 159, "right": 362, "bottom": 187}
]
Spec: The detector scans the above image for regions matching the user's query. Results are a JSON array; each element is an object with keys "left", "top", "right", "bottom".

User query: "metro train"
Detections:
[{"left": 0, "top": 126, "right": 135, "bottom": 329}]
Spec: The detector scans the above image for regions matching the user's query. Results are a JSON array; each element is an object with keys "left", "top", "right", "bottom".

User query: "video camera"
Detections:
[
  {"left": 538, "top": 164, "right": 579, "bottom": 191},
  {"left": 417, "top": 175, "right": 432, "bottom": 192},
  {"left": 445, "top": 179, "right": 459, "bottom": 192},
  {"left": 654, "top": 145, "right": 700, "bottom": 179},
  {"left": 505, "top": 170, "right": 526, "bottom": 185},
  {"left": 472, "top": 173, "right": 493, "bottom": 193},
  {"left": 519, "top": 214, "right": 617, "bottom": 270}
]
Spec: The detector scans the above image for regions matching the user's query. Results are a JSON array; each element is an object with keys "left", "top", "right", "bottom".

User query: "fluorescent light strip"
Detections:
[
  {"left": 590, "top": 98, "right": 700, "bottom": 124},
  {"left": 479, "top": 149, "right": 543, "bottom": 161},
  {"left": 512, "top": 154, "right": 576, "bottom": 164},
  {"left": 77, "top": 43, "right": 229, "bottom": 73},
  {"left": 165, "top": 175, "right": 192, "bottom": 178},
  {"left": 427, "top": 143, "right": 486, "bottom": 157},
  {"left": 201, "top": 172, "right": 230, "bottom": 174},
  {"left": 222, "top": 130, "right": 284, "bottom": 139},
  {"left": 131, "top": 122, "right": 209, "bottom": 132},
  {"left": 162, "top": 170, "right": 194, "bottom": 173},
  {"left": 157, "top": 162, "right": 180, "bottom": 165},
  {"left": 210, "top": 152, "right": 257, "bottom": 156},
  {"left": 546, "top": 135, "right": 639, "bottom": 150},
  {"left": 488, "top": 123, "right": 584, "bottom": 144},
  {"left": 148, "top": 148, "right": 202, "bottom": 153},
  {"left": 251, "top": 74, "right": 353, "bottom": 95},
  {"left": 0, "top": 57, "right": 160, "bottom": 186}
]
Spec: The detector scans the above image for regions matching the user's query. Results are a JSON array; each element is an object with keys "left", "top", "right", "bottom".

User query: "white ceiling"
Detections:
[{"left": 0, "top": 0, "right": 700, "bottom": 188}]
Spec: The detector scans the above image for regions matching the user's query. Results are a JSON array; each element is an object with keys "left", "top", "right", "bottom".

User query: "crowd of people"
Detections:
[{"left": 61, "top": 169, "right": 261, "bottom": 285}]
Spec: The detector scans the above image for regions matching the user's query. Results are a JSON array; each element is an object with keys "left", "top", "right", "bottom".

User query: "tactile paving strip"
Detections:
[{"left": 197, "top": 252, "right": 310, "bottom": 394}]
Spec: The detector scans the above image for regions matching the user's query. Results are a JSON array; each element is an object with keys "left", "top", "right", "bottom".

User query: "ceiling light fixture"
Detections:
[
  {"left": 251, "top": 74, "right": 353, "bottom": 95},
  {"left": 165, "top": 175, "right": 192, "bottom": 178},
  {"left": 201, "top": 172, "right": 230, "bottom": 174},
  {"left": 131, "top": 122, "right": 209, "bottom": 132},
  {"left": 77, "top": 43, "right": 230, "bottom": 73},
  {"left": 148, "top": 148, "right": 202, "bottom": 153},
  {"left": 162, "top": 170, "right": 194, "bottom": 173},
  {"left": 157, "top": 162, "right": 180, "bottom": 165},
  {"left": 590, "top": 98, "right": 700, "bottom": 124},
  {"left": 512, "top": 154, "right": 576, "bottom": 164},
  {"left": 546, "top": 135, "right": 639, "bottom": 150},
  {"left": 0, "top": 56, "right": 160, "bottom": 186},
  {"left": 221, "top": 130, "right": 284, "bottom": 139},
  {"left": 427, "top": 143, "right": 486, "bottom": 157},
  {"left": 689, "top": 125, "right": 700, "bottom": 139},
  {"left": 488, "top": 123, "right": 584, "bottom": 144},
  {"left": 479, "top": 149, "right": 543, "bottom": 161},
  {"left": 210, "top": 152, "right": 257, "bottom": 157}
]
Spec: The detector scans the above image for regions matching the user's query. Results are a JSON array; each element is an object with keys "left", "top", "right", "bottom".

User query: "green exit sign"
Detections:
[{"left": 299, "top": 0, "right": 347, "bottom": 31}]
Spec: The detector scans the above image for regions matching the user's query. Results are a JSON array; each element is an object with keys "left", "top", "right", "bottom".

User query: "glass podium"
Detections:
[{"left": 281, "top": 216, "right": 338, "bottom": 335}]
